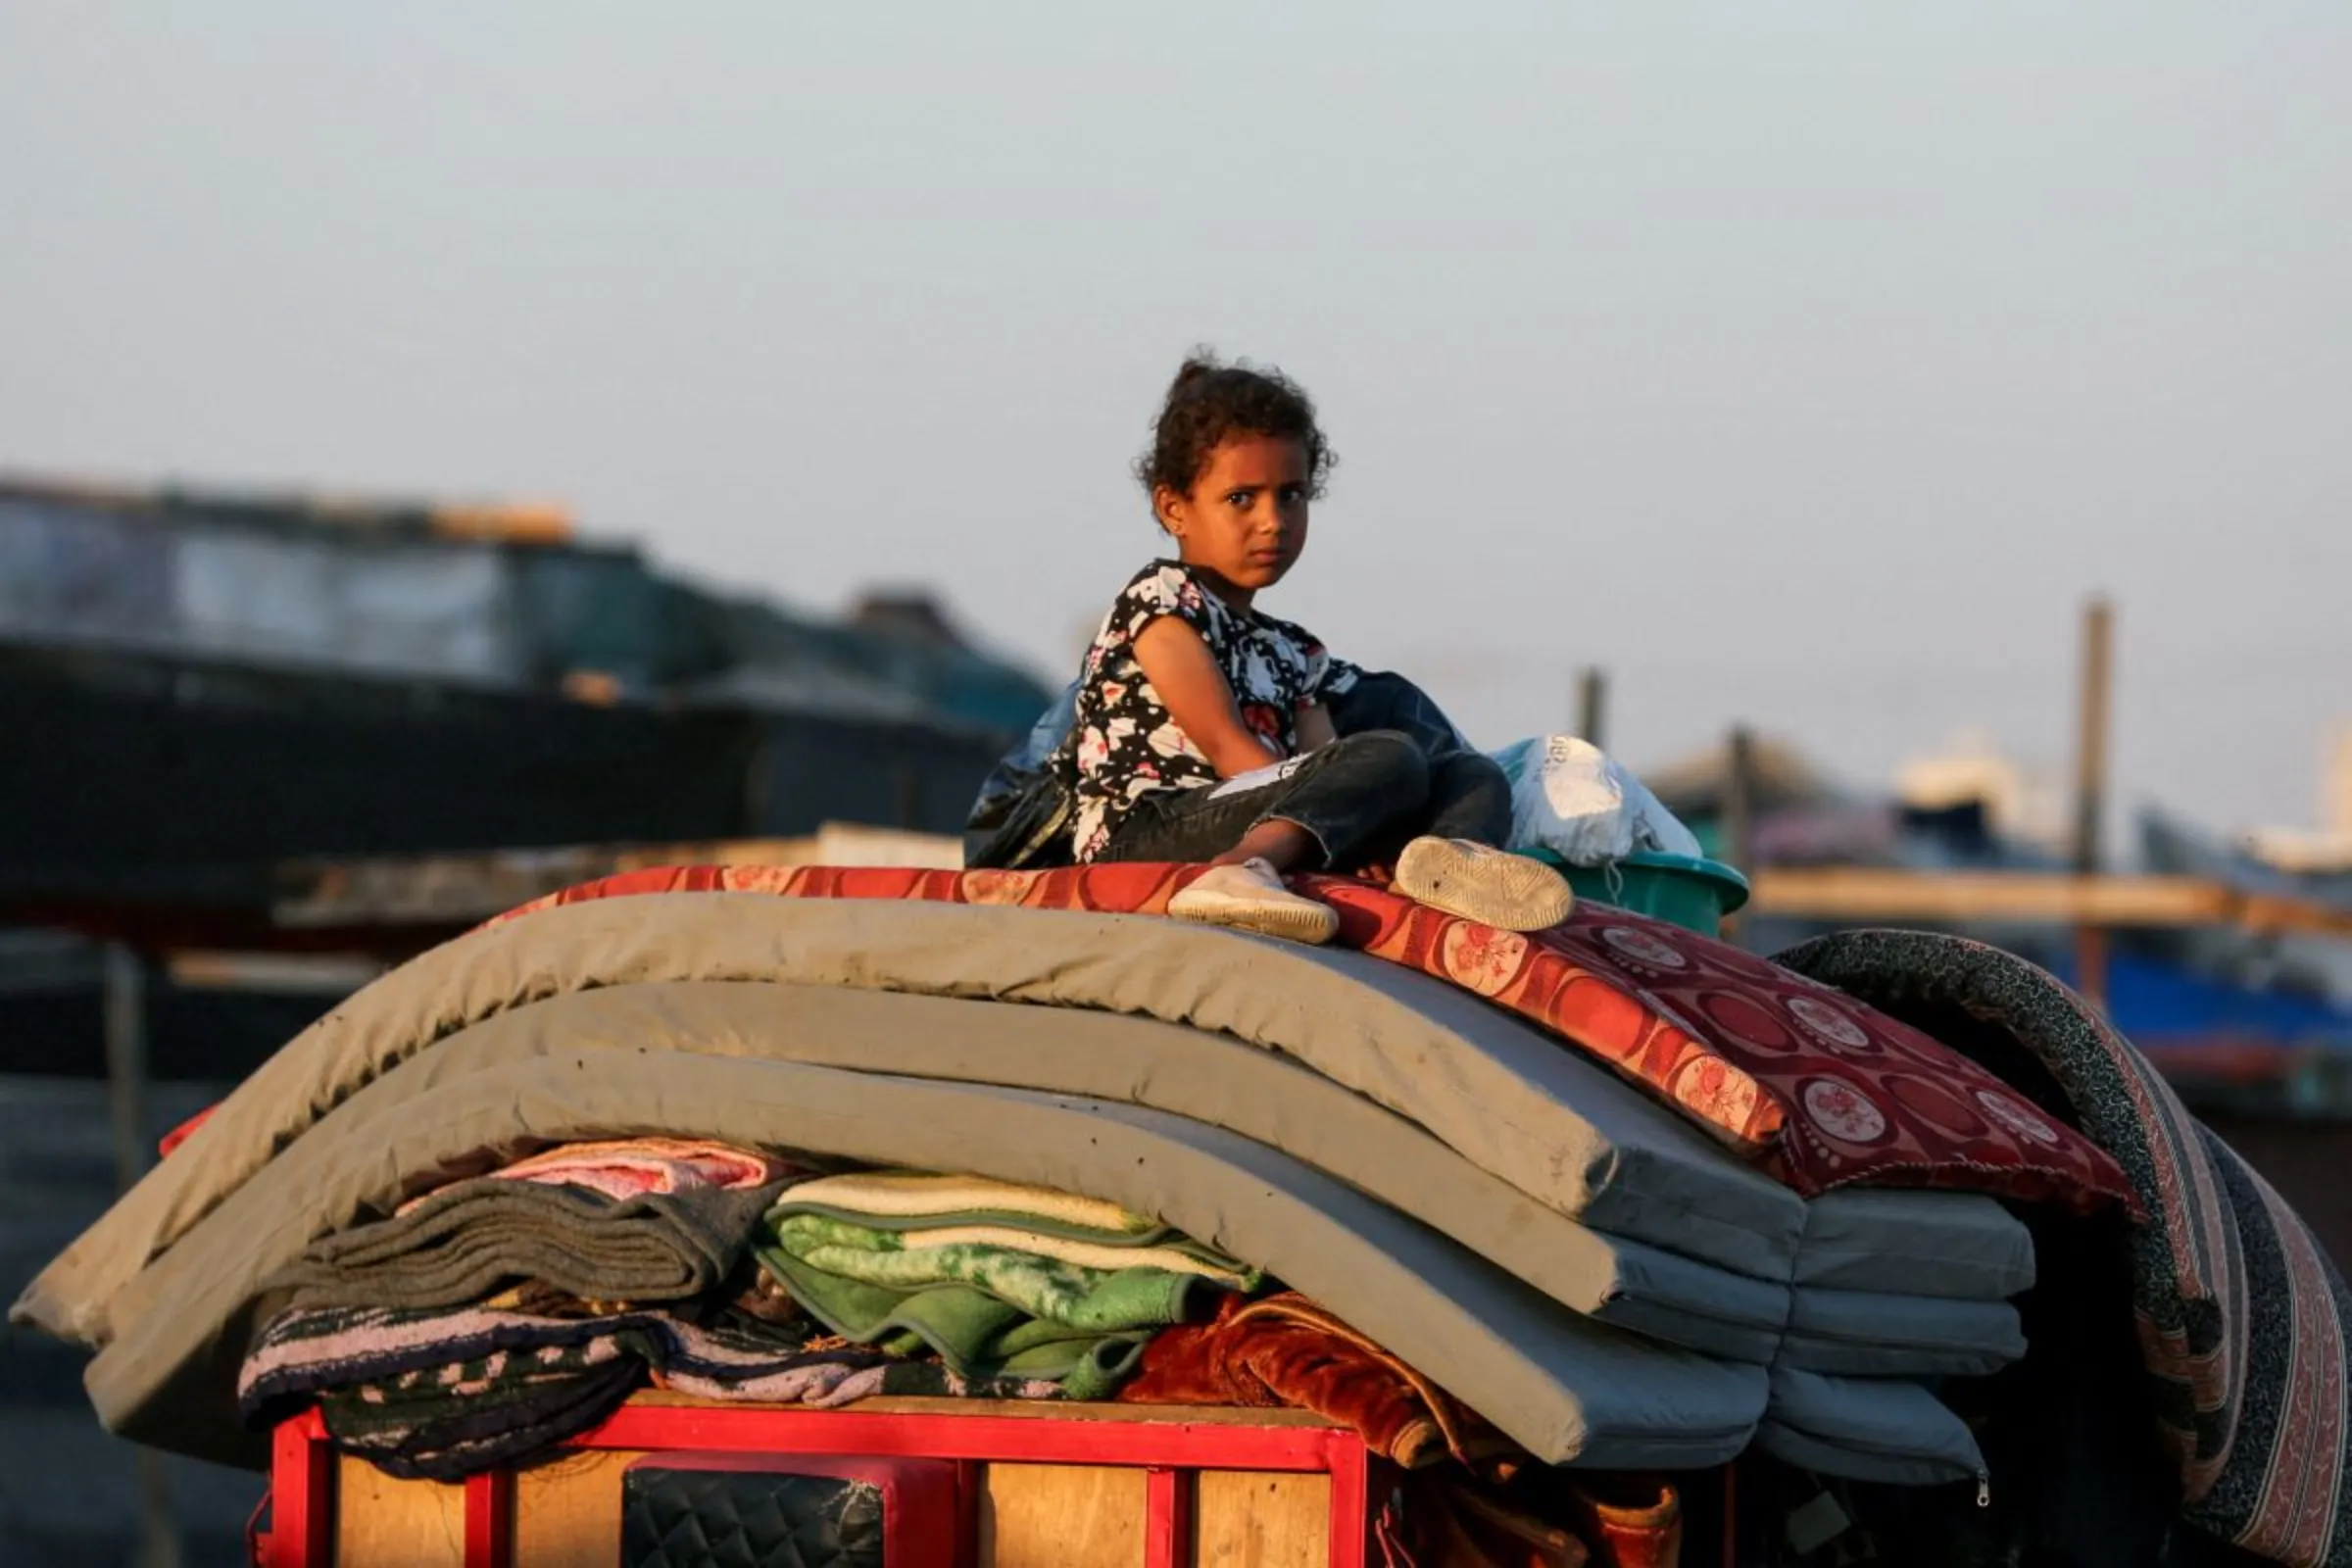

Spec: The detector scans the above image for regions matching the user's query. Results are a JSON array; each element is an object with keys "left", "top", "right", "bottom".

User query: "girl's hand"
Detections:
[{"left": 1294, "top": 702, "right": 1338, "bottom": 754}]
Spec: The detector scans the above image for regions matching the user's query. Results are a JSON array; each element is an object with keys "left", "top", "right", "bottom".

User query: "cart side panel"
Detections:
[
  {"left": 1199, "top": 1470, "right": 1331, "bottom": 1568},
  {"left": 979, "top": 1463, "right": 1147, "bottom": 1566},
  {"left": 333, "top": 1457, "right": 462, "bottom": 1568}
]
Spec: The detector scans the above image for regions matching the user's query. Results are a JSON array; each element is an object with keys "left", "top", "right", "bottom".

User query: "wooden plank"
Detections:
[
  {"left": 2237, "top": 892, "right": 2352, "bottom": 939},
  {"left": 1195, "top": 1470, "right": 1329, "bottom": 1568},
  {"left": 981, "top": 1463, "right": 1145, "bottom": 1568},
  {"left": 164, "top": 951, "right": 385, "bottom": 994},
  {"left": 621, "top": 1391, "right": 1334, "bottom": 1427},
  {"left": 1748, "top": 868, "right": 2352, "bottom": 938},
  {"left": 334, "top": 1456, "right": 466, "bottom": 1568},
  {"left": 812, "top": 822, "right": 965, "bottom": 868},
  {"left": 271, "top": 822, "right": 957, "bottom": 930},
  {"left": 272, "top": 839, "right": 819, "bottom": 929},
  {"left": 1750, "top": 868, "right": 2221, "bottom": 925},
  {"left": 425, "top": 501, "right": 573, "bottom": 544},
  {"left": 512, "top": 1448, "right": 634, "bottom": 1568}
]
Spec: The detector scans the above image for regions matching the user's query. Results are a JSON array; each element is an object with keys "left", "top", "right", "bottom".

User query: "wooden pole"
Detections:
[
  {"left": 1721, "top": 725, "right": 1757, "bottom": 945},
  {"left": 740, "top": 733, "right": 775, "bottom": 837},
  {"left": 102, "top": 945, "right": 150, "bottom": 1200},
  {"left": 1576, "top": 666, "right": 1608, "bottom": 751},
  {"left": 2073, "top": 598, "right": 2115, "bottom": 1008},
  {"left": 895, "top": 761, "right": 925, "bottom": 830},
  {"left": 103, "top": 946, "right": 181, "bottom": 1568}
]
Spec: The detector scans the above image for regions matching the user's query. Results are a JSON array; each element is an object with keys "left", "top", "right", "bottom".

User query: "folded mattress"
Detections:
[
  {"left": 1795, "top": 1188, "right": 2034, "bottom": 1300},
  {"left": 1758, "top": 1366, "right": 1986, "bottom": 1488},
  {"left": 1778, "top": 1285, "right": 2026, "bottom": 1378},
  {"left": 23, "top": 895, "right": 1812, "bottom": 1349},
  {"left": 76, "top": 998, "right": 1771, "bottom": 1470}
]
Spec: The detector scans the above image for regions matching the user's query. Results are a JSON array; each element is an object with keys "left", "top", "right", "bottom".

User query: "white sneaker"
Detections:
[
  {"left": 1167, "top": 858, "right": 1341, "bottom": 945},
  {"left": 1393, "top": 837, "right": 1575, "bottom": 931}
]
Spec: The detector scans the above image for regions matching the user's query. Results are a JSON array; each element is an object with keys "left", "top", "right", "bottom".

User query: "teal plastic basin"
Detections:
[{"left": 1523, "top": 849, "right": 1751, "bottom": 936}]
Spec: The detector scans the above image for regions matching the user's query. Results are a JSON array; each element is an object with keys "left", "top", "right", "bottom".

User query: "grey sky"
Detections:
[{"left": 5, "top": 3, "right": 2347, "bottom": 840}]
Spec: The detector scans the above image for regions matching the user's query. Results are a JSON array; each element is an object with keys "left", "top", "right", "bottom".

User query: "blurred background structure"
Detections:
[{"left": 0, "top": 475, "right": 1056, "bottom": 1566}]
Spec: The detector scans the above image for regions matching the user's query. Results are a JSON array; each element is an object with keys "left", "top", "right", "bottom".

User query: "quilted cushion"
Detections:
[{"left": 621, "top": 1467, "right": 884, "bottom": 1568}]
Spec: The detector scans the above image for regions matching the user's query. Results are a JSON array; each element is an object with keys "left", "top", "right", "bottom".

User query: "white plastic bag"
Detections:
[
  {"left": 1493, "top": 734, "right": 1635, "bottom": 865},
  {"left": 1619, "top": 767, "right": 1703, "bottom": 858},
  {"left": 1490, "top": 734, "right": 1703, "bottom": 865}
]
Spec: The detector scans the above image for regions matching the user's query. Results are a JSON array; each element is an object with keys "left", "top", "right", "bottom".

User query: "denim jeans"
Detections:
[
  {"left": 1099, "top": 729, "right": 1513, "bottom": 870},
  {"left": 966, "top": 669, "right": 1490, "bottom": 870}
]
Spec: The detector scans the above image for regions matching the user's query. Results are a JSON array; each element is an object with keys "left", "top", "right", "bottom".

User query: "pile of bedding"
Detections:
[
  {"left": 231, "top": 1155, "right": 1287, "bottom": 1479},
  {"left": 17, "top": 861, "right": 2342, "bottom": 1563}
]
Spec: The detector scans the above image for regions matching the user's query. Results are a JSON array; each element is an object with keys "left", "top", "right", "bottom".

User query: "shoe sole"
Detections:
[
  {"left": 1393, "top": 840, "right": 1575, "bottom": 932},
  {"left": 1167, "top": 887, "right": 1341, "bottom": 946}
]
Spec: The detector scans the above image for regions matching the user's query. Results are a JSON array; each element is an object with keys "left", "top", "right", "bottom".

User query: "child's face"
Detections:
[{"left": 1156, "top": 434, "right": 1312, "bottom": 598}]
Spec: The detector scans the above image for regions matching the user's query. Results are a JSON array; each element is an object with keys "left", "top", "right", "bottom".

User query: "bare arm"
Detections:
[
  {"left": 1294, "top": 702, "right": 1339, "bottom": 754},
  {"left": 1132, "top": 618, "right": 1283, "bottom": 778}
]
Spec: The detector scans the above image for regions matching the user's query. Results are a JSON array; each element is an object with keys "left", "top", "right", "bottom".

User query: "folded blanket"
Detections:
[
  {"left": 775, "top": 1212, "right": 1254, "bottom": 1290},
  {"left": 773, "top": 1171, "right": 1258, "bottom": 1284},
  {"left": 1118, "top": 1292, "right": 1515, "bottom": 1471},
  {"left": 269, "top": 1178, "right": 786, "bottom": 1311},
  {"left": 770, "top": 1207, "right": 1257, "bottom": 1296},
  {"left": 774, "top": 1170, "right": 1163, "bottom": 1237},
  {"left": 244, "top": 1299, "right": 1058, "bottom": 1480},
  {"left": 1777, "top": 930, "right": 2352, "bottom": 1568},
  {"left": 457, "top": 1136, "right": 794, "bottom": 1203},
  {"left": 758, "top": 1213, "right": 1228, "bottom": 1399},
  {"left": 319, "top": 1346, "right": 644, "bottom": 1481}
]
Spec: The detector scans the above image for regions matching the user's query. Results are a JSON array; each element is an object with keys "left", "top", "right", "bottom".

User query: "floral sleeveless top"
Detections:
[{"left": 1069, "top": 561, "right": 1357, "bottom": 860}]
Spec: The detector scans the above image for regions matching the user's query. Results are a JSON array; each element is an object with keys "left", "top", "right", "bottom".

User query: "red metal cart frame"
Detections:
[{"left": 261, "top": 1402, "right": 1377, "bottom": 1568}]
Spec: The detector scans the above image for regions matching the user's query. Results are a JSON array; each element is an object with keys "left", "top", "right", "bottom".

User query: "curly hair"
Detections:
[{"left": 1135, "top": 352, "right": 1337, "bottom": 506}]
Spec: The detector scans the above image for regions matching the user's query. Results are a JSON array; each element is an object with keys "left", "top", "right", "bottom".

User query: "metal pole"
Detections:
[
  {"left": 741, "top": 730, "right": 775, "bottom": 838},
  {"left": 895, "top": 760, "right": 925, "bottom": 830},
  {"left": 2072, "top": 598, "right": 2114, "bottom": 1009},
  {"left": 1576, "top": 666, "right": 1608, "bottom": 752},
  {"left": 103, "top": 945, "right": 180, "bottom": 1568}
]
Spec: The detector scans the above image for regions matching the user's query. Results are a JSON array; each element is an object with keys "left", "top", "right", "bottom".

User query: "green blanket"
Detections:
[{"left": 756, "top": 1208, "right": 1241, "bottom": 1400}]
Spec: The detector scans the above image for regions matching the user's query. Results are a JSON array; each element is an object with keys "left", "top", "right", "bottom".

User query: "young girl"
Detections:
[{"left": 1072, "top": 355, "right": 1573, "bottom": 944}]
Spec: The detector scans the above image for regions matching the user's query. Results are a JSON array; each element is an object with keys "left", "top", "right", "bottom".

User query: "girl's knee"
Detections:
[{"left": 1335, "top": 729, "right": 1431, "bottom": 798}]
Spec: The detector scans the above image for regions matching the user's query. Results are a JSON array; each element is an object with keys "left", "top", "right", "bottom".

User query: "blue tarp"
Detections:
[{"left": 2045, "top": 949, "right": 2352, "bottom": 1051}]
